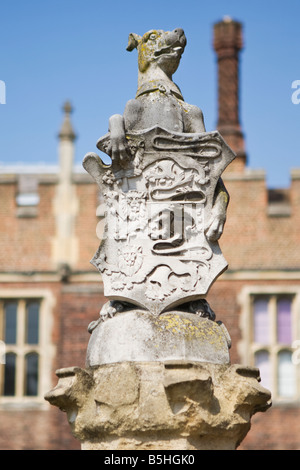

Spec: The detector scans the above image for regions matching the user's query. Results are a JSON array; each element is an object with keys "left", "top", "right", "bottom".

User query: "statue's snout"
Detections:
[{"left": 169, "top": 28, "right": 186, "bottom": 48}]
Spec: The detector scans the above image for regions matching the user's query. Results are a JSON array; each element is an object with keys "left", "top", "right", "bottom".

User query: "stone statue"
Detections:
[
  {"left": 45, "top": 28, "right": 271, "bottom": 451},
  {"left": 83, "top": 28, "right": 235, "bottom": 323}
]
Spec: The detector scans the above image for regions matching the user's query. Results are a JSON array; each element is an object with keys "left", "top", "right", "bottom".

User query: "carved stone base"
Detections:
[{"left": 45, "top": 361, "right": 271, "bottom": 450}]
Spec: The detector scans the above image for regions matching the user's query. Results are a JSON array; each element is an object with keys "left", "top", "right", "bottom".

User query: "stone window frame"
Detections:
[
  {"left": 0, "top": 289, "right": 55, "bottom": 409},
  {"left": 238, "top": 285, "right": 300, "bottom": 404}
]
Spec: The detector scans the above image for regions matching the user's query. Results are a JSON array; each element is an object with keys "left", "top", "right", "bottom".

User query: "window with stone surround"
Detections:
[
  {"left": 241, "top": 288, "right": 300, "bottom": 402},
  {"left": 0, "top": 291, "right": 54, "bottom": 406},
  {"left": 16, "top": 174, "right": 39, "bottom": 218}
]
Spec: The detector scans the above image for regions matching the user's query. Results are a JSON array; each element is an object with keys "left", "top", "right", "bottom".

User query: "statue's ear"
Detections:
[{"left": 126, "top": 33, "right": 141, "bottom": 51}]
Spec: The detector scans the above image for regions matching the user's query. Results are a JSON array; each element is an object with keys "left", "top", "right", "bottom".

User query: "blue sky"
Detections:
[{"left": 0, "top": 0, "right": 299, "bottom": 188}]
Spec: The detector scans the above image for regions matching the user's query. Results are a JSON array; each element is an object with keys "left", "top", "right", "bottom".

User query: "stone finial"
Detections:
[{"left": 58, "top": 101, "right": 76, "bottom": 141}]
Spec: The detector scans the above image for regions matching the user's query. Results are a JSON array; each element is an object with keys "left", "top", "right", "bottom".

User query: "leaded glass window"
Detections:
[
  {"left": 0, "top": 299, "right": 41, "bottom": 398},
  {"left": 251, "top": 294, "right": 297, "bottom": 400}
]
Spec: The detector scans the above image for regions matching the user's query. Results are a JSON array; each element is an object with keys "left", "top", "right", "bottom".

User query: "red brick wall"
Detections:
[
  {"left": 221, "top": 175, "right": 300, "bottom": 270},
  {"left": 57, "top": 287, "right": 106, "bottom": 369},
  {"left": 0, "top": 183, "right": 54, "bottom": 271},
  {"left": 0, "top": 180, "right": 101, "bottom": 274},
  {"left": 0, "top": 408, "right": 80, "bottom": 450},
  {"left": 239, "top": 407, "right": 300, "bottom": 450}
]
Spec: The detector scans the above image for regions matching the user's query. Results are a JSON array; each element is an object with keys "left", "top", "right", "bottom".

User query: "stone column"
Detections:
[{"left": 45, "top": 310, "right": 271, "bottom": 450}]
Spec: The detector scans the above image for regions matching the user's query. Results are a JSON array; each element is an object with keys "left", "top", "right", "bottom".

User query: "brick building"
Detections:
[{"left": 0, "top": 18, "right": 299, "bottom": 450}]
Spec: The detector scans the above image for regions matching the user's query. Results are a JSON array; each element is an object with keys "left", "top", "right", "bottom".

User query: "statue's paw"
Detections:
[
  {"left": 205, "top": 216, "right": 225, "bottom": 242},
  {"left": 189, "top": 299, "right": 216, "bottom": 321},
  {"left": 87, "top": 318, "right": 101, "bottom": 334},
  {"left": 88, "top": 301, "right": 127, "bottom": 333}
]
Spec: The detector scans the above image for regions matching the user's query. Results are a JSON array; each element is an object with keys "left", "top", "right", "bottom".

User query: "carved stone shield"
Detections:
[{"left": 83, "top": 127, "right": 235, "bottom": 315}]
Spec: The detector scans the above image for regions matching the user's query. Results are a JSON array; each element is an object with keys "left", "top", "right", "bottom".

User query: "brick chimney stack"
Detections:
[{"left": 213, "top": 17, "right": 246, "bottom": 171}]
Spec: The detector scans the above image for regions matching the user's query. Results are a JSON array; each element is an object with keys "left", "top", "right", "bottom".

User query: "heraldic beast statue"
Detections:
[{"left": 83, "top": 28, "right": 235, "bottom": 364}]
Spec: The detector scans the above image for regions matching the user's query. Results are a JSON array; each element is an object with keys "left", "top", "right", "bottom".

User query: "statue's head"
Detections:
[{"left": 127, "top": 28, "right": 186, "bottom": 78}]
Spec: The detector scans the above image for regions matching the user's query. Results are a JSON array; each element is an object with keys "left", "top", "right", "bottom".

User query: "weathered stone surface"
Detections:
[
  {"left": 45, "top": 361, "right": 271, "bottom": 450},
  {"left": 86, "top": 310, "right": 231, "bottom": 366}
]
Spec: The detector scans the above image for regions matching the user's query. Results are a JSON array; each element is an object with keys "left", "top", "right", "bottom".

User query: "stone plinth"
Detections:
[
  {"left": 45, "top": 361, "right": 271, "bottom": 450},
  {"left": 86, "top": 310, "right": 231, "bottom": 366}
]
